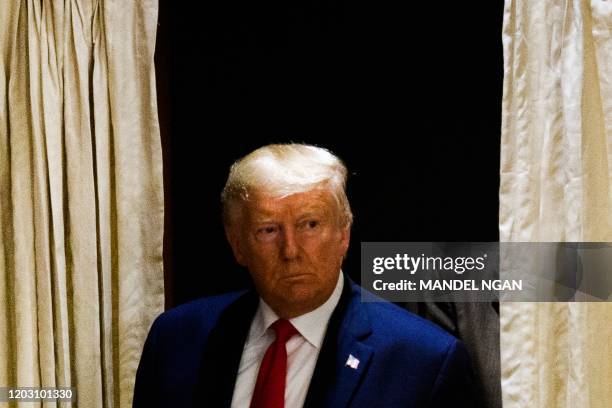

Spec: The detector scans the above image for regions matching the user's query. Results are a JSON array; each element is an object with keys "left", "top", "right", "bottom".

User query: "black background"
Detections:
[{"left": 155, "top": 1, "right": 505, "bottom": 308}]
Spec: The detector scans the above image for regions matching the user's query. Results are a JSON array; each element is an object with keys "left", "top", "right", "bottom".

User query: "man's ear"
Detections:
[
  {"left": 339, "top": 223, "right": 351, "bottom": 256},
  {"left": 226, "top": 226, "right": 248, "bottom": 267}
]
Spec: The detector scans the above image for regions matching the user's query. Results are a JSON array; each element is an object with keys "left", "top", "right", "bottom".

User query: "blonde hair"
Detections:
[{"left": 222, "top": 143, "right": 353, "bottom": 227}]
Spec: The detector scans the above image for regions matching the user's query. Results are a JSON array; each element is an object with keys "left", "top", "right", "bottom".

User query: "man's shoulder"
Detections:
[
  {"left": 149, "top": 290, "right": 250, "bottom": 337},
  {"left": 354, "top": 286, "right": 458, "bottom": 354},
  {"left": 369, "top": 301, "right": 454, "bottom": 339}
]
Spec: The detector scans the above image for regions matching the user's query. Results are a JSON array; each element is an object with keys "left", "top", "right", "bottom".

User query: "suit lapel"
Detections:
[
  {"left": 195, "top": 291, "right": 258, "bottom": 407},
  {"left": 304, "top": 278, "right": 374, "bottom": 408}
]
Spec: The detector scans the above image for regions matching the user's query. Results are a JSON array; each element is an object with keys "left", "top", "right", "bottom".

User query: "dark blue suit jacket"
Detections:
[{"left": 133, "top": 277, "right": 479, "bottom": 407}]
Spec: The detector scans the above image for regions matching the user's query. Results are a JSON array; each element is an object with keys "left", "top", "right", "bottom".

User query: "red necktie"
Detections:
[{"left": 250, "top": 319, "right": 298, "bottom": 408}]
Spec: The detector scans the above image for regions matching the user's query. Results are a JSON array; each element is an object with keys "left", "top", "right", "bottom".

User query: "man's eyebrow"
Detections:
[
  {"left": 297, "top": 210, "right": 326, "bottom": 219},
  {"left": 248, "top": 208, "right": 280, "bottom": 223},
  {"left": 249, "top": 214, "right": 277, "bottom": 223}
]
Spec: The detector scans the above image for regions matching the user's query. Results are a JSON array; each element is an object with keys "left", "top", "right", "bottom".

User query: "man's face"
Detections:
[{"left": 227, "top": 188, "right": 350, "bottom": 318}]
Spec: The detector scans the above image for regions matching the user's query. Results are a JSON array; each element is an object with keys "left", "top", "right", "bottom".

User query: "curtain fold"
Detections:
[
  {"left": 0, "top": 0, "right": 164, "bottom": 406},
  {"left": 500, "top": 0, "right": 612, "bottom": 407}
]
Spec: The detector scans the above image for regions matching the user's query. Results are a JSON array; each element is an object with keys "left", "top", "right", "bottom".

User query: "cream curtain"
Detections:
[
  {"left": 0, "top": 0, "right": 164, "bottom": 407},
  {"left": 500, "top": 0, "right": 612, "bottom": 407}
]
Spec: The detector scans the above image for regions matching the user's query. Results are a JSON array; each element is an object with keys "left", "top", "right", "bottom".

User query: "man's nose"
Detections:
[{"left": 280, "top": 227, "right": 299, "bottom": 260}]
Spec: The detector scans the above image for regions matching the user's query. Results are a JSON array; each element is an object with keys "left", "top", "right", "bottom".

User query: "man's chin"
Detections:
[
  {"left": 269, "top": 284, "right": 328, "bottom": 317},
  {"left": 280, "top": 280, "right": 317, "bottom": 300}
]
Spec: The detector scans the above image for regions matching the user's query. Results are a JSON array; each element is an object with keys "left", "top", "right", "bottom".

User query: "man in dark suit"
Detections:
[{"left": 133, "top": 143, "right": 479, "bottom": 407}]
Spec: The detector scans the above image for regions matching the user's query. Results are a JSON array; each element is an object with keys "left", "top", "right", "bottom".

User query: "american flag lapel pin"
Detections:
[{"left": 345, "top": 354, "right": 360, "bottom": 369}]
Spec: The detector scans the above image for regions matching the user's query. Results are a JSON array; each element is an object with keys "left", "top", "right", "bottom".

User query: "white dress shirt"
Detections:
[{"left": 230, "top": 273, "right": 344, "bottom": 408}]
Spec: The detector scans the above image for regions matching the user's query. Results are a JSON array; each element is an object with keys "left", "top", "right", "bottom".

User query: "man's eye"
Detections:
[
  {"left": 258, "top": 226, "right": 278, "bottom": 234},
  {"left": 304, "top": 220, "right": 319, "bottom": 229}
]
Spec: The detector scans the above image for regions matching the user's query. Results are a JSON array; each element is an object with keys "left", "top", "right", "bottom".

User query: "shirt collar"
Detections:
[{"left": 250, "top": 272, "right": 344, "bottom": 348}]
